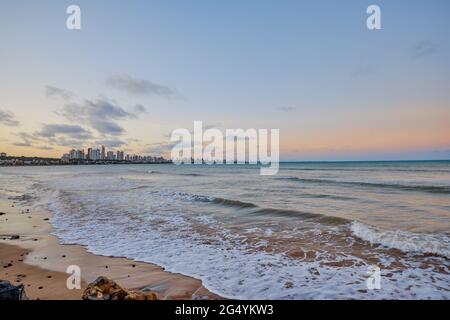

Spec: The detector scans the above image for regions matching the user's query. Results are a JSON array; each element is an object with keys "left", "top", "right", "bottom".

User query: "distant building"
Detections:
[
  {"left": 0, "top": 152, "right": 6, "bottom": 158},
  {"left": 106, "top": 151, "right": 115, "bottom": 160},
  {"left": 69, "top": 149, "right": 84, "bottom": 160},
  {"left": 61, "top": 153, "right": 70, "bottom": 162},
  {"left": 86, "top": 148, "right": 92, "bottom": 160},
  {"left": 88, "top": 148, "right": 101, "bottom": 161},
  {"left": 58, "top": 147, "right": 169, "bottom": 165}
]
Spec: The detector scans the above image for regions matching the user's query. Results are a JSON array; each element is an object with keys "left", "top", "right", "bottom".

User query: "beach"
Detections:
[
  {"left": 0, "top": 162, "right": 449, "bottom": 299},
  {"left": 0, "top": 199, "right": 220, "bottom": 300}
]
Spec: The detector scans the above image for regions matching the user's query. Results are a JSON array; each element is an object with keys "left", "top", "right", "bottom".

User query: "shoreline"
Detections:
[{"left": 0, "top": 199, "right": 221, "bottom": 300}]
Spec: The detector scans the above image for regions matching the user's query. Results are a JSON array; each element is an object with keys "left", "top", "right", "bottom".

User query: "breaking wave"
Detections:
[{"left": 350, "top": 221, "right": 450, "bottom": 258}]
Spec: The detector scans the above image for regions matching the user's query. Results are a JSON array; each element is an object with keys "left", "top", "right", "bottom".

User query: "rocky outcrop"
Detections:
[
  {"left": 0, "top": 280, "right": 27, "bottom": 300},
  {"left": 82, "top": 276, "right": 128, "bottom": 300},
  {"left": 82, "top": 276, "right": 158, "bottom": 300}
]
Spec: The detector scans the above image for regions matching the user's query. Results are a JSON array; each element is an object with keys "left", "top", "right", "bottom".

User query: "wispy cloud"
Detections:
[
  {"left": 105, "top": 74, "right": 178, "bottom": 98},
  {"left": 351, "top": 65, "right": 374, "bottom": 77},
  {"left": 13, "top": 142, "right": 32, "bottom": 147},
  {"left": 94, "top": 139, "right": 127, "bottom": 148},
  {"left": 36, "top": 124, "right": 92, "bottom": 139},
  {"left": 277, "top": 106, "right": 296, "bottom": 112},
  {"left": 0, "top": 109, "right": 20, "bottom": 126},
  {"left": 45, "top": 86, "right": 75, "bottom": 100},
  {"left": 411, "top": 41, "right": 440, "bottom": 58},
  {"left": 145, "top": 141, "right": 178, "bottom": 154},
  {"left": 13, "top": 140, "right": 53, "bottom": 151},
  {"left": 14, "top": 125, "right": 92, "bottom": 149},
  {"left": 133, "top": 104, "right": 147, "bottom": 114},
  {"left": 57, "top": 98, "right": 138, "bottom": 136}
]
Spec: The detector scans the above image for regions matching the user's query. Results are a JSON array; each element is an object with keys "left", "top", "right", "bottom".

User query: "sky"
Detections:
[{"left": 0, "top": 0, "right": 449, "bottom": 161}]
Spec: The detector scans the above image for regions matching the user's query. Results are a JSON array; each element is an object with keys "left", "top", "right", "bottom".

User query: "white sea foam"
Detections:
[
  {"left": 350, "top": 221, "right": 450, "bottom": 258},
  {"left": 46, "top": 188, "right": 450, "bottom": 300}
]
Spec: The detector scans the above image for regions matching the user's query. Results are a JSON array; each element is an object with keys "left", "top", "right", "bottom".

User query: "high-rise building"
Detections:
[
  {"left": 101, "top": 145, "right": 106, "bottom": 160},
  {"left": 87, "top": 148, "right": 92, "bottom": 160},
  {"left": 117, "top": 151, "right": 124, "bottom": 161},
  {"left": 106, "top": 151, "right": 115, "bottom": 160},
  {"left": 69, "top": 149, "right": 84, "bottom": 160},
  {"left": 88, "top": 148, "right": 101, "bottom": 161}
]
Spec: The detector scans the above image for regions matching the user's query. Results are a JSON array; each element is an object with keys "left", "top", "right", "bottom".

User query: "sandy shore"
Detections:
[{"left": 0, "top": 200, "right": 220, "bottom": 300}]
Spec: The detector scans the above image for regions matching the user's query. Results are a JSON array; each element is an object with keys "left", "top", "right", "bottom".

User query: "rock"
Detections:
[
  {"left": 124, "top": 292, "right": 158, "bottom": 300},
  {"left": 308, "top": 267, "right": 320, "bottom": 276},
  {"left": 82, "top": 276, "right": 128, "bottom": 300},
  {"left": 0, "top": 280, "right": 27, "bottom": 300},
  {"left": 0, "top": 235, "right": 20, "bottom": 240},
  {"left": 0, "top": 212, "right": 5, "bottom": 216},
  {"left": 82, "top": 276, "right": 158, "bottom": 300},
  {"left": 288, "top": 249, "right": 304, "bottom": 259}
]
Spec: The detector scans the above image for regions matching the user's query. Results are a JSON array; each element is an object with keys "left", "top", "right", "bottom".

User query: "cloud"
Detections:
[
  {"left": 145, "top": 141, "right": 178, "bottom": 154},
  {"left": 36, "top": 124, "right": 92, "bottom": 139},
  {"left": 13, "top": 140, "right": 53, "bottom": 150},
  {"left": 93, "top": 121, "right": 124, "bottom": 135},
  {"left": 15, "top": 125, "right": 91, "bottom": 147},
  {"left": 57, "top": 98, "right": 138, "bottom": 136},
  {"left": 13, "top": 126, "right": 90, "bottom": 149},
  {"left": 0, "top": 109, "right": 20, "bottom": 126},
  {"left": 105, "top": 74, "right": 178, "bottom": 98},
  {"left": 35, "top": 146, "right": 54, "bottom": 150},
  {"left": 133, "top": 104, "right": 147, "bottom": 114},
  {"left": 13, "top": 142, "right": 32, "bottom": 147},
  {"left": 45, "top": 86, "right": 74, "bottom": 100},
  {"left": 278, "top": 106, "right": 296, "bottom": 112},
  {"left": 411, "top": 41, "right": 439, "bottom": 58},
  {"left": 351, "top": 65, "right": 374, "bottom": 78},
  {"left": 94, "top": 139, "right": 127, "bottom": 148}
]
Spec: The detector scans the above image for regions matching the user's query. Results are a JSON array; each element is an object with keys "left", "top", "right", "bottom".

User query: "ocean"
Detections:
[{"left": 1, "top": 161, "right": 449, "bottom": 299}]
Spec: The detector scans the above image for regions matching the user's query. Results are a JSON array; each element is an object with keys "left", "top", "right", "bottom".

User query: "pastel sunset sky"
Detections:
[{"left": 1, "top": 0, "right": 449, "bottom": 160}]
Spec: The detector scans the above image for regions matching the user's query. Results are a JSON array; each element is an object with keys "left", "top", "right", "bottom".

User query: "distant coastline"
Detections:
[{"left": 0, "top": 155, "right": 172, "bottom": 167}]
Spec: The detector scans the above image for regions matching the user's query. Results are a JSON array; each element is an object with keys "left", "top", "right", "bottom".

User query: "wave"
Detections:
[
  {"left": 146, "top": 170, "right": 204, "bottom": 177},
  {"left": 278, "top": 177, "right": 450, "bottom": 194},
  {"left": 210, "top": 197, "right": 258, "bottom": 208},
  {"left": 247, "top": 207, "right": 349, "bottom": 225},
  {"left": 298, "top": 192, "right": 358, "bottom": 201},
  {"left": 350, "top": 221, "right": 450, "bottom": 258},
  {"left": 179, "top": 173, "right": 204, "bottom": 177},
  {"left": 165, "top": 191, "right": 349, "bottom": 224},
  {"left": 168, "top": 191, "right": 258, "bottom": 209}
]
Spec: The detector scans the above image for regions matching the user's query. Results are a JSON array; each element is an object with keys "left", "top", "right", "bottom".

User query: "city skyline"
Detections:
[
  {"left": 1, "top": 1, "right": 450, "bottom": 161},
  {"left": 62, "top": 145, "right": 164, "bottom": 162}
]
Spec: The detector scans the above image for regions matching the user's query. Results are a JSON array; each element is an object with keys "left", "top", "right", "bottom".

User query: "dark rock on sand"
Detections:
[
  {"left": 1, "top": 235, "right": 20, "bottom": 240},
  {"left": 0, "top": 280, "right": 27, "bottom": 300},
  {"left": 124, "top": 292, "right": 158, "bottom": 300},
  {"left": 82, "top": 276, "right": 129, "bottom": 300},
  {"left": 82, "top": 276, "right": 158, "bottom": 300},
  {"left": 0, "top": 212, "right": 5, "bottom": 216}
]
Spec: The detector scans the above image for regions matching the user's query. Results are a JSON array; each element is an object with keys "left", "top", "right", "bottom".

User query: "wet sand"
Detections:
[{"left": 0, "top": 200, "right": 220, "bottom": 300}]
